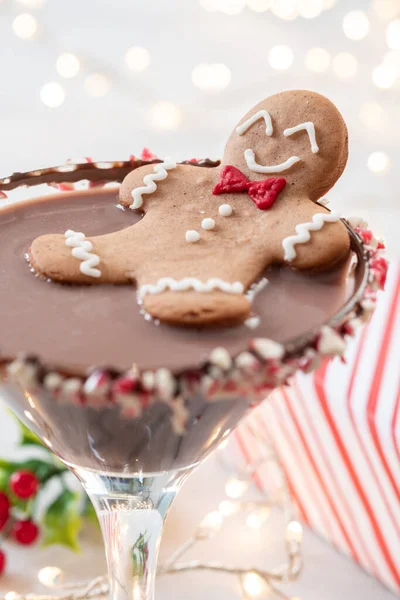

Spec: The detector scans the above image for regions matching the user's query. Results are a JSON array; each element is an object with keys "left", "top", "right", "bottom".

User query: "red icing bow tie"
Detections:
[{"left": 212, "top": 165, "right": 286, "bottom": 210}]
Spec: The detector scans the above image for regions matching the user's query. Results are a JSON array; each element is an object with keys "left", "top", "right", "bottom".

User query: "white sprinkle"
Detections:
[
  {"left": 252, "top": 338, "right": 284, "bottom": 360},
  {"left": 202, "top": 218, "right": 216, "bottom": 231},
  {"left": 186, "top": 230, "right": 200, "bottom": 243},
  {"left": 235, "top": 352, "right": 258, "bottom": 370},
  {"left": 347, "top": 216, "right": 369, "bottom": 230},
  {"left": 62, "top": 378, "right": 82, "bottom": 395},
  {"left": 155, "top": 368, "right": 175, "bottom": 400},
  {"left": 219, "top": 203, "right": 233, "bottom": 217},
  {"left": 44, "top": 372, "right": 63, "bottom": 391},
  {"left": 318, "top": 326, "right": 346, "bottom": 357},
  {"left": 245, "top": 316, "right": 261, "bottom": 329},
  {"left": 142, "top": 371, "right": 155, "bottom": 391},
  {"left": 209, "top": 347, "right": 232, "bottom": 371}
]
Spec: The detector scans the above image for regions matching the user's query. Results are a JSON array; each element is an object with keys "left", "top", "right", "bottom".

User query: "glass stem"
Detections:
[{"left": 75, "top": 468, "right": 187, "bottom": 600}]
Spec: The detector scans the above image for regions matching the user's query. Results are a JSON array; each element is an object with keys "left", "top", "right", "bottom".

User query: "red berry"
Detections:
[
  {"left": 12, "top": 519, "right": 39, "bottom": 545},
  {"left": 0, "top": 493, "right": 10, "bottom": 531},
  {"left": 0, "top": 549, "right": 6, "bottom": 575},
  {"left": 9, "top": 470, "right": 39, "bottom": 499}
]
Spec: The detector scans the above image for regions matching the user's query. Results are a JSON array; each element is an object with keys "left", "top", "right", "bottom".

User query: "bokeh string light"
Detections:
[
  {"left": 56, "top": 53, "right": 80, "bottom": 79},
  {"left": 12, "top": 13, "right": 37, "bottom": 39},
  {"left": 125, "top": 46, "right": 151, "bottom": 72},
  {"left": 386, "top": 19, "right": 400, "bottom": 50},
  {"left": 332, "top": 52, "right": 358, "bottom": 80},
  {"left": 268, "top": 45, "right": 294, "bottom": 70},
  {"left": 342, "top": 10, "right": 370, "bottom": 41},
  {"left": 304, "top": 47, "right": 331, "bottom": 73},
  {"left": 40, "top": 82, "right": 65, "bottom": 108},
  {"left": 367, "top": 151, "right": 391, "bottom": 175}
]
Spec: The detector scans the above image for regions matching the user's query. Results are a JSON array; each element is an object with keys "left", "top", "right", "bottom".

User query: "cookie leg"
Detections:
[{"left": 143, "top": 291, "right": 251, "bottom": 328}]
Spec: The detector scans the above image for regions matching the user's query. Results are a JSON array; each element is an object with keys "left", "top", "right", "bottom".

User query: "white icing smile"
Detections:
[{"left": 244, "top": 149, "right": 301, "bottom": 174}]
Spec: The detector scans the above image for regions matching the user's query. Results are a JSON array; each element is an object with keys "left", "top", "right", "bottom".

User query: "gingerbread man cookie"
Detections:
[{"left": 30, "top": 90, "right": 350, "bottom": 327}]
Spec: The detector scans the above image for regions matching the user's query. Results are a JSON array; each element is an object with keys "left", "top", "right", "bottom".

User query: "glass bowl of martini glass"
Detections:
[{"left": 0, "top": 159, "right": 385, "bottom": 600}]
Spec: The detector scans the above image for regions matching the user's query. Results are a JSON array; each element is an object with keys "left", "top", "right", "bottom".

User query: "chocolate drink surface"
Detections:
[{"left": 0, "top": 188, "right": 355, "bottom": 375}]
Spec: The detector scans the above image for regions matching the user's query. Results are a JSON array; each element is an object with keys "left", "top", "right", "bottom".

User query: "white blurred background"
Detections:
[{"left": 0, "top": 0, "right": 399, "bottom": 253}]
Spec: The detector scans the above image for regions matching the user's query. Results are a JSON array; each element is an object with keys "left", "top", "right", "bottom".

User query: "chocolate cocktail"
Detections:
[{"left": 0, "top": 91, "right": 386, "bottom": 599}]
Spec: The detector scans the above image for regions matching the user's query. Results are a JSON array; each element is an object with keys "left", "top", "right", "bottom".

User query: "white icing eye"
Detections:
[
  {"left": 236, "top": 110, "right": 273, "bottom": 137},
  {"left": 185, "top": 230, "right": 200, "bottom": 243},
  {"left": 283, "top": 122, "right": 319, "bottom": 154},
  {"left": 218, "top": 204, "right": 233, "bottom": 217},
  {"left": 202, "top": 218, "right": 216, "bottom": 230}
]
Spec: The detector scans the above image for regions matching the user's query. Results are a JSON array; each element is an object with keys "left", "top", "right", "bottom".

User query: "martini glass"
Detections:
[{"left": 0, "top": 162, "right": 374, "bottom": 600}]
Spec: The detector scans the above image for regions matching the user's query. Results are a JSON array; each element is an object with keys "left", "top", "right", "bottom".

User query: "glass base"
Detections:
[{"left": 74, "top": 468, "right": 191, "bottom": 600}]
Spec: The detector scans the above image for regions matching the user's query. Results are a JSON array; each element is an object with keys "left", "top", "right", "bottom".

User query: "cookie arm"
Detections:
[
  {"left": 30, "top": 224, "right": 142, "bottom": 285},
  {"left": 278, "top": 204, "right": 350, "bottom": 271}
]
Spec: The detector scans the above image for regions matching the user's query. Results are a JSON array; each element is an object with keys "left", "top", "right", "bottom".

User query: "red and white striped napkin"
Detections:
[{"left": 234, "top": 263, "right": 400, "bottom": 593}]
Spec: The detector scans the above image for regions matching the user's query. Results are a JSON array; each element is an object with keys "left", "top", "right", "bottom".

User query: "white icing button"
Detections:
[
  {"left": 201, "top": 218, "right": 216, "bottom": 230},
  {"left": 218, "top": 203, "right": 233, "bottom": 217},
  {"left": 185, "top": 230, "right": 200, "bottom": 243}
]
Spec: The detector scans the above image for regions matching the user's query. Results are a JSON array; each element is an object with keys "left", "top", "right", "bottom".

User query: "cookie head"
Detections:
[{"left": 223, "top": 90, "right": 348, "bottom": 201}]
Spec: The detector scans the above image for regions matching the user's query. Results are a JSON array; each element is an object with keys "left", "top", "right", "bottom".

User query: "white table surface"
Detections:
[{"left": 0, "top": 403, "right": 396, "bottom": 600}]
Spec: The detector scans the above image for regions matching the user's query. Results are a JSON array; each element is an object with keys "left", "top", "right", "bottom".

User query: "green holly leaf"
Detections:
[
  {"left": 17, "top": 458, "right": 65, "bottom": 483},
  {"left": 42, "top": 489, "right": 82, "bottom": 552},
  {"left": 18, "top": 421, "right": 43, "bottom": 447},
  {"left": 82, "top": 495, "right": 99, "bottom": 527}
]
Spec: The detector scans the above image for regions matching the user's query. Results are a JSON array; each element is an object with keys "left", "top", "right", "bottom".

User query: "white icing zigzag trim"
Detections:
[
  {"left": 139, "top": 277, "right": 244, "bottom": 298},
  {"left": 236, "top": 110, "right": 273, "bottom": 137},
  {"left": 282, "top": 211, "right": 341, "bottom": 262},
  {"left": 130, "top": 157, "right": 177, "bottom": 210},
  {"left": 65, "top": 230, "right": 101, "bottom": 278},
  {"left": 284, "top": 121, "right": 319, "bottom": 154}
]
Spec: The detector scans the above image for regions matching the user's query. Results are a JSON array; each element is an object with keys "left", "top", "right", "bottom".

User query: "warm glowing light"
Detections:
[
  {"left": 219, "top": 500, "right": 241, "bottom": 516},
  {"left": 384, "top": 50, "right": 400, "bottom": 72},
  {"left": 270, "top": 0, "right": 297, "bottom": 19},
  {"left": 38, "top": 566, "right": 64, "bottom": 587},
  {"left": 242, "top": 572, "right": 267, "bottom": 598},
  {"left": 332, "top": 52, "right": 358, "bottom": 80},
  {"left": 198, "top": 511, "right": 223, "bottom": 538},
  {"left": 125, "top": 46, "right": 151, "bottom": 71},
  {"left": 386, "top": 20, "right": 400, "bottom": 50},
  {"left": 40, "top": 83, "right": 65, "bottom": 108},
  {"left": 359, "top": 102, "right": 386, "bottom": 130},
  {"left": 322, "top": 0, "right": 335, "bottom": 8},
  {"left": 246, "top": 507, "right": 271, "bottom": 529},
  {"left": 297, "top": 0, "right": 323, "bottom": 19},
  {"left": 286, "top": 520, "right": 303, "bottom": 543},
  {"left": 201, "top": 0, "right": 246, "bottom": 13},
  {"left": 219, "top": 0, "right": 246, "bottom": 14},
  {"left": 16, "top": 0, "right": 46, "bottom": 6},
  {"left": 372, "top": 63, "right": 397, "bottom": 88},
  {"left": 225, "top": 477, "right": 249, "bottom": 498},
  {"left": 343, "top": 10, "right": 370, "bottom": 40},
  {"left": 149, "top": 101, "right": 182, "bottom": 131},
  {"left": 5, "top": 594, "right": 21, "bottom": 600},
  {"left": 246, "top": 0, "right": 270, "bottom": 11},
  {"left": 56, "top": 53, "right": 80, "bottom": 78},
  {"left": 372, "top": 0, "right": 399, "bottom": 21},
  {"left": 268, "top": 45, "right": 294, "bottom": 70},
  {"left": 84, "top": 74, "right": 110, "bottom": 97},
  {"left": 191, "top": 63, "right": 231, "bottom": 92},
  {"left": 12, "top": 13, "right": 37, "bottom": 39},
  {"left": 305, "top": 47, "right": 330, "bottom": 73},
  {"left": 367, "top": 151, "right": 391, "bottom": 175}
]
